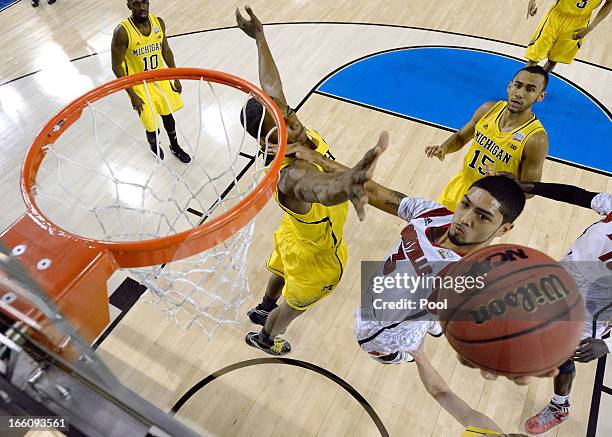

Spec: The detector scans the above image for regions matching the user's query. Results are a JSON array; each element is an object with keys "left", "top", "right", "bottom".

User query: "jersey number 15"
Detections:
[{"left": 468, "top": 149, "right": 495, "bottom": 176}]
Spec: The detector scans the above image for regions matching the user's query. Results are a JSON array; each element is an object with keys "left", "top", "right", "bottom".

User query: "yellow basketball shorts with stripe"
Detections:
[
  {"left": 133, "top": 80, "right": 183, "bottom": 132},
  {"left": 266, "top": 226, "right": 348, "bottom": 311},
  {"left": 525, "top": 10, "right": 589, "bottom": 64}
]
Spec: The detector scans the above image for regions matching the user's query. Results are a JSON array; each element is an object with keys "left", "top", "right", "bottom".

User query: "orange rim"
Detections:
[{"left": 21, "top": 68, "right": 287, "bottom": 268}]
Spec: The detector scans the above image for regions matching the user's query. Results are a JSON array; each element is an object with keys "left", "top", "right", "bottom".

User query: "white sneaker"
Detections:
[
  {"left": 377, "top": 351, "right": 414, "bottom": 364},
  {"left": 427, "top": 321, "right": 444, "bottom": 337}
]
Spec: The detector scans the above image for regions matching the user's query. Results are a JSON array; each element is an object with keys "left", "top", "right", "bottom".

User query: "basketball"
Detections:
[{"left": 435, "top": 244, "right": 585, "bottom": 377}]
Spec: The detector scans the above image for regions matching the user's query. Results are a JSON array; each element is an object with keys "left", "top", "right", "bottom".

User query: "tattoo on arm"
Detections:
[{"left": 384, "top": 190, "right": 406, "bottom": 211}]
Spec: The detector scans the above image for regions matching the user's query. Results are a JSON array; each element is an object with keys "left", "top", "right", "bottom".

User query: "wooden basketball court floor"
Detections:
[{"left": 0, "top": 1, "right": 610, "bottom": 436}]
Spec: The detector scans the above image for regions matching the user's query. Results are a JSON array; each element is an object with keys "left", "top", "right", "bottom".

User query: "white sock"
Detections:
[{"left": 551, "top": 393, "right": 570, "bottom": 406}]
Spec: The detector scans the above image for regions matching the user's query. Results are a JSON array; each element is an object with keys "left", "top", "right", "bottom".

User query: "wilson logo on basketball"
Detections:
[
  {"left": 463, "top": 248, "right": 529, "bottom": 278},
  {"left": 469, "top": 274, "right": 571, "bottom": 324}
]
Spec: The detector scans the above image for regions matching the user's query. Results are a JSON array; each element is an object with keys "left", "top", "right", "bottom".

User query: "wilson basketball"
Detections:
[{"left": 435, "top": 244, "right": 585, "bottom": 377}]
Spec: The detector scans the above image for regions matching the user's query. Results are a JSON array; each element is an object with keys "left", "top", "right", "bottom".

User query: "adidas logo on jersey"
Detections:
[{"left": 423, "top": 218, "right": 433, "bottom": 226}]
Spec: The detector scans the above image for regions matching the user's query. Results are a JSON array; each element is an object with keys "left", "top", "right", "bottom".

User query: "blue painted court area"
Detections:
[
  {"left": 0, "top": 0, "right": 18, "bottom": 11},
  {"left": 318, "top": 47, "right": 611, "bottom": 174}
]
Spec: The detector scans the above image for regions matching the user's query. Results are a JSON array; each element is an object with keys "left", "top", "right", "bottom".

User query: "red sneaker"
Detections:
[{"left": 524, "top": 402, "right": 569, "bottom": 434}]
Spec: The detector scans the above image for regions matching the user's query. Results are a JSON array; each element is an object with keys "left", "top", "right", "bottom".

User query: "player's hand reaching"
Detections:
[
  {"left": 572, "top": 26, "right": 591, "bottom": 40},
  {"left": 173, "top": 80, "right": 182, "bottom": 94},
  {"left": 344, "top": 132, "right": 389, "bottom": 221},
  {"left": 236, "top": 5, "right": 264, "bottom": 39},
  {"left": 527, "top": 0, "right": 538, "bottom": 18},
  {"left": 129, "top": 92, "right": 145, "bottom": 114},
  {"left": 425, "top": 144, "right": 448, "bottom": 161},
  {"left": 457, "top": 354, "right": 558, "bottom": 385},
  {"left": 572, "top": 338, "right": 609, "bottom": 362}
]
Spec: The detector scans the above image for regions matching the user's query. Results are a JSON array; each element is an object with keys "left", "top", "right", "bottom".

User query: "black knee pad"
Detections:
[{"left": 558, "top": 359, "right": 576, "bottom": 375}]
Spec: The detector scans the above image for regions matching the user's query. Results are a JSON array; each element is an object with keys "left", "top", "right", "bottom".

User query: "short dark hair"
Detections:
[
  {"left": 513, "top": 65, "right": 549, "bottom": 90},
  {"left": 469, "top": 176, "right": 526, "bottom": 223},
  {"left": 239, "top": 98, "right": 267, "bottom": 139}
]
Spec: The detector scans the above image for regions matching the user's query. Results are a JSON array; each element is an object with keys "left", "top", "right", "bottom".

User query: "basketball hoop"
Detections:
[{"left": 1, "top": 68, "right": 286, "bottom": 339}]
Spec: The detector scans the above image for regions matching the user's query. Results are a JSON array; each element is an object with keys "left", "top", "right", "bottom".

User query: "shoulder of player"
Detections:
[
  {"left": 156, "top": 16, "right": 166, "bottom": 31},
  {"left": 523, "top": 130, "right": 549, "bottom": 155},
  {"left": 470, "top": 101, "right": 498, "bottom": 122},
  {"left": 592, "top": 193, "right": 612, "bottom": 216},
  {"left": 111, "top": 24, "right": 129, "bottom": 46},
  {"left": 399, "top": 197, "right": 451, "bottom": 222}
]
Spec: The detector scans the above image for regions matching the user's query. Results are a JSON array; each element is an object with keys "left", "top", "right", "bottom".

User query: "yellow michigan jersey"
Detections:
[
  {"left": 438, "top": 101, "right": 545, "bottom": 211},
  {"left": 267, "top": 128, "right": 349, "bottom": 310},
  {"left": 525, "top": 0, "right": 603, "bottom": 64},
  {"left": 556, "top": 0, "right": 603, "bottom": 16},
  {"left": 120, "top": 14, "right": 183, "bottom": 131},
  {"left": 461, "top": 426, "right": 500, "bottom": 436}
]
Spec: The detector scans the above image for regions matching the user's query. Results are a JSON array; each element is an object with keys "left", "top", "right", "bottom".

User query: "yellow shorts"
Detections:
[
  {"left": 133, "top": 79, "right": 183, "bottom": 132},
  {"left": 437, "top": 172, "right": 472, "bottom": 212},
  {"left": 266, "top": 226, "right": 348, "bottom": 311},
  {"left": 525, "top": 9, "right": 589, "bottom": 64}
]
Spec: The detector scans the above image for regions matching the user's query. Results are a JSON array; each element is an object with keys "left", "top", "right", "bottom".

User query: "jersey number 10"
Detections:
[{"left": 142, "top": 54, "right": 159, "bottom": 71}]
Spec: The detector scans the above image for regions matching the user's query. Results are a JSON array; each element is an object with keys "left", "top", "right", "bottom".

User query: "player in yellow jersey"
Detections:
[
  {"left": 525, "top": 0, "right": 611, "bottom": 72},
  {"left": 411, "top": 341, "right": 529, "bottom": 437},
  {"left": 426, "top": 66, "right": 549, "bottom": 212},
  {"left": 111, "top": 0, "right": 191, "bottom": 163},
  {"left": 236, "top": 6, "right": 386, "bottom": 355}
]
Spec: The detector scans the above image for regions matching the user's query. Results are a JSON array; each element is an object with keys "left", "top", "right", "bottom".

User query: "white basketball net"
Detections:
[{"left": 32, "top": 76, "right": 277, "bottom": 337}]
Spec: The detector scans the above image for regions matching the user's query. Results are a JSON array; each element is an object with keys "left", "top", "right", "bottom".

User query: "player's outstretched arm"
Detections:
[
  {"left": 425, "top": 102, "right": 496, "bottom": 161},
  {"left": 283, "top": 143, "right": 409, "bottom": 218},
  {"left": 573, "top": 0, "right": 612, "bottom": 39},
  {"left": 158, "top": 17, "right": 182, "bottom": 94},
  {"left": 111, "top": 25, "right": 144, "bottom": 112},
  {"left": 518, "top": 181, "right": 602, "bottom": 210},
  {"left": 236, "top": 6, "right": 288, "bottom": 107},
  {"left": 411, "top": 344, "right": 502, "bottom": 433},
  {"left": 279, "top": 132, "right": 388, "bottom": 221}
]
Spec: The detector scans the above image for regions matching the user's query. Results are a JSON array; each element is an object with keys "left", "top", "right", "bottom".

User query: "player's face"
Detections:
[
  {"left": 128, "top": 0, "right": 150, "bottom": 23},
  {"left": 506, "top": 71, "right": 546, "bottom": 113},
  {"left": 285, "top": 108, "right": 308, "bottom": 144},
  {"left": 260, "top": 107, "right": 307, "bottom": 146},
  {"left": 449, "top": 188, "right": 513, "bottom": 246}
]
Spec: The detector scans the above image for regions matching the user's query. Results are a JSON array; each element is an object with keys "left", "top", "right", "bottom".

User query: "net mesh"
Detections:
[{"left": 31, "top": 75, "right": 277, "bottom": 336}]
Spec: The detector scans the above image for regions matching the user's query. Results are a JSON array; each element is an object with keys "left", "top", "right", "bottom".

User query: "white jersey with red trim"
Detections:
[
  {"left": 355, "top": 197, "right": 463, "bottom": 356},
  {"left": 561, "top": 193, "right": 612, "bottom": 342}
]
